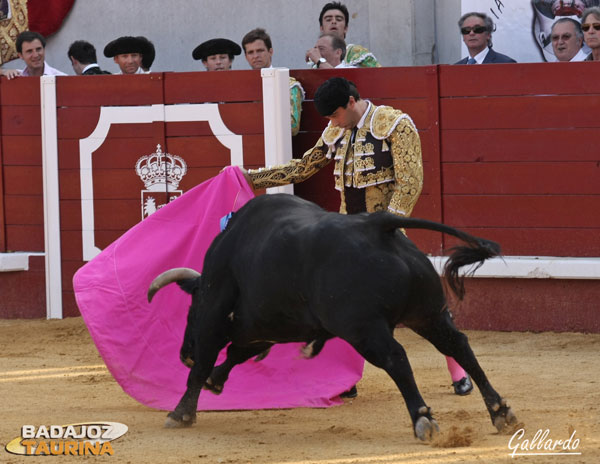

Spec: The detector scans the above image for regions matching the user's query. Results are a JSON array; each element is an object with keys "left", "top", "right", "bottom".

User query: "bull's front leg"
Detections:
[
  {"left": 165, "top": 363, "right": 207, "bottom": 428},
  {"left": 166, "top": 337, "right": 226, "bottom": 428}
]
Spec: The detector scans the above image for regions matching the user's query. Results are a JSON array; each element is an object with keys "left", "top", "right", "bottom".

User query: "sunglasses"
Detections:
[
  {"left": 582, "top": 23, "right": 600, "bottom": 32},
  {"left": 461, "top": 26, "right": 488, "bottom": 35}
]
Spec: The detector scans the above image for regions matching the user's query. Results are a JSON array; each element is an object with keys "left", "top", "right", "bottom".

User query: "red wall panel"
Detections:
[
  {"left": 443, "top": 162, "right": 600, "bottom": 195},
  {"left": 57, "top": 74, "right": 164, "bottom": 107},
  {"left": 439, "top": 62, "right": 600, "bottom": 97},
  {"left": 164, "top": 71, "right": 262, "bottom": 104},
  {"left": 441, "top": 128, "right": 598, "bottom": 163}
]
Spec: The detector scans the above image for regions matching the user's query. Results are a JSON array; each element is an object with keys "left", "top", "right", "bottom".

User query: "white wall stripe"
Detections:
[{"left": 40, "top": 76, "right": 63, "bottom": 319}]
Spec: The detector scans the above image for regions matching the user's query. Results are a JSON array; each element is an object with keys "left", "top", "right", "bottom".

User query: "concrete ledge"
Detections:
[
  {"left": 429, "top": 256, "right": 600, "bottom": 280},
  {"left": 0, "top": 253, "right": 45, "bottom": 272}
]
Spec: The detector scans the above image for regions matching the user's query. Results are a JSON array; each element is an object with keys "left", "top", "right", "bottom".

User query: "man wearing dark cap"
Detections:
[
  {"left": 104, "top": 36, "right": 151, "bottom": 74},
  {"left": 192, "top": 38, "right": 241, "bottom": 71}
]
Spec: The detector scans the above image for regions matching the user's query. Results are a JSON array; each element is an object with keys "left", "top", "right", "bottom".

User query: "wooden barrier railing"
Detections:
[{"left": 0, "top": 64, "right": 599, "bottom": 325}]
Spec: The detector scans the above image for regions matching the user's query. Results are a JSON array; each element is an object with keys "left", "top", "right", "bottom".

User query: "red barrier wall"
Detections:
[
  {"left": 0, "top": 78, "right": 44, "bottom": 252},
  {"left": 0, "top": 65, "right": 598, "bottom": 331},
  {"left": 438, "top": 62, "right": 600, "bottom": 256}
]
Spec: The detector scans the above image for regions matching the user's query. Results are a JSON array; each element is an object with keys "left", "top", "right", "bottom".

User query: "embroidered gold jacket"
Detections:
[{"left": 248, "top": 103, "right": 423, "bottom": 217}]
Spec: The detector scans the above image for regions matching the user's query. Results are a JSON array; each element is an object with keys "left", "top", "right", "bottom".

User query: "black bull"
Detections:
[{"left": 148, "top": 194, "right": 516, "bottom": 440}]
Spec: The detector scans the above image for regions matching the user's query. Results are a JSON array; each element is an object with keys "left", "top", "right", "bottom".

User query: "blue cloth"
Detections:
[{"left": 220, "top": 212, "right": 234, "bottom": 231}]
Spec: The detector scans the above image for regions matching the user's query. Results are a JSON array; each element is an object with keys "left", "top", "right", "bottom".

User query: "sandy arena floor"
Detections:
[{"left": 1, "top": 317, "right": 599, "bottom": 463}]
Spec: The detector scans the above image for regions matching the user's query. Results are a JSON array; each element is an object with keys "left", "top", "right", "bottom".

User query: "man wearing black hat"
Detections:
[
  {"left": 137, "top": 36, "right": 155, "bottom": 72},
  {"left": 192, "top": 38, "right": 241, "bottom": 71},
  {"left": 104, "top": 36, "right": 152, "bottom": 74},
  {"left": 245, "top": 77, "right": 422, "bottom": 217}
]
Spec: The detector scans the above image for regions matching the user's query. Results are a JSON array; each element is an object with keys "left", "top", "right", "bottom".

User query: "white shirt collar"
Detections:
[
  {"left": 469, "top": 47, "right": 490, "bottom": 64},
  {"left": 82, "top": 64, "right": 100, "bottom": 73},
  {"left": 356, "top": 100, "right": 372, "bottom": 130},
  {"left": 570, "top": 48, "right": 588, "bottom": 62}
]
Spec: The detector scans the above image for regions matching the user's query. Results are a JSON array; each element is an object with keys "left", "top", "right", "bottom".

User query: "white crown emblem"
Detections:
[{"left": 135, "top": 144, "right": 187, "bottom": 191}]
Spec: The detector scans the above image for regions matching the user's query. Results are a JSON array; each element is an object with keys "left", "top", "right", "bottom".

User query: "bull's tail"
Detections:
[{"left": 375, "top": 212, "right": 501, "bottom": 300}]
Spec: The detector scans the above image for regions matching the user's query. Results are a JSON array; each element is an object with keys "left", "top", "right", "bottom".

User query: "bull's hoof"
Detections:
[
  {"left": 165, "top": 412, "right": 196, "bottom": 428},
  {"left": 203, "top": 377, "right": 224, "bottom": 395},
  {"left": 415, "top": 416, "right": 440, "bottom": 441},
  {"left": 493, "top": 406, "right": 517, "bottom": 432}
]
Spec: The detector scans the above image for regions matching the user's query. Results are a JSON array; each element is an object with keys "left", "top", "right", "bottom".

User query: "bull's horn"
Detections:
[{"left": 147, "top": 267, "right": 201, "bottom": 302}]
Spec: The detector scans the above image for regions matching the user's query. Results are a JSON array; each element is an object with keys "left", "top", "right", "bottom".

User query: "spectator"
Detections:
[
  {"left": 67, "top": 40, "right": 111, "bottom": 75},
  {"left": 582, "top": 7, "right": 600, "bottom": 60},
  {"left": 137, "top": 36, "right": 155, "bottom": 72},
  {"left": 241, "top": 28, "right": 274, "bottom": 70},
  {"left": 316, "top": 2, "right": 381, "bottom": 68},
  {"left": 241, "top": 28, "right": 305, "bottom": 136},
  {"left": 1, "top": 31, "right": 66, "bottom": 79},
  {"left": 551, "top": 19, "right": 587, "bottom": 62},
  {"left": 193, "top": 38, "right": 241, "bottom": 71},
  {"left": 455, "top": 12, "right": 516, "bottom": 64},
  {"left": 103, "top": 36, "right": 151, "bottom": 74},
  {"left": 306, "top": 33, "right": 353, "bottom": 68}
]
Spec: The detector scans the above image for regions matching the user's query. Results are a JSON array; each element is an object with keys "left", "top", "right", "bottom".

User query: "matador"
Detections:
[{"left": 247, "top": 77, "right": 422, "bottom": 217}]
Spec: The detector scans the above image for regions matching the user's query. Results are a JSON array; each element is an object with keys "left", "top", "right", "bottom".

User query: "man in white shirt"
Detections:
[
  {"left": 551, "top": 18, "right": 588, "bottom": 62},
  {"left": 1, "top": 31, "right": 66, "bottom": 79},
  {"left": 103, "top": 36, "right": 152, "bottom": 75},
  {"left": 306, "top": 33, "right": 353, "bottom": 68}
]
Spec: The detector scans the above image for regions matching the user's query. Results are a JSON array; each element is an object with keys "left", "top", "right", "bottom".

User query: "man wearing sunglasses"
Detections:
[
  {"left": 455, "top": 12, "right": 516, "bottom": 65},
  {"left": 582, "top": 6, "right": 600, "bottom": 61}
]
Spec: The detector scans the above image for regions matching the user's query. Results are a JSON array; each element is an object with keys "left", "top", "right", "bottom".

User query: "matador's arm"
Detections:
[
  {"left": 247, "top": 138, "right": 332, "bottom": 190},
  {"left": 387, "top": 118, "right": 423, "bottom": 217}
]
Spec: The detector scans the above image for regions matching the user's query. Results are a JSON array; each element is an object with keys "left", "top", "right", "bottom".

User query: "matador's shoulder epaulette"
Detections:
[
  {"left": 370, "top": 105, "right": 415, "bottom": 140},
  {"left": 321, "top": 123, "right": 345, "bottom": 146}
]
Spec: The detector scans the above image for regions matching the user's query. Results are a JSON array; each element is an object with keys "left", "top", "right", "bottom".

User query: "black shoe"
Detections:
[
  {"left": 340, "top": 385, "right": 358, "bottom": 398},
  {"left": 452, "top": 376, "right": 473, "bottom": 396}
]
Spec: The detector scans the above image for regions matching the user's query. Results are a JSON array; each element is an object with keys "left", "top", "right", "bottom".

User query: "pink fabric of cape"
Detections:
[{"left": 73, "top": 167, "right": 364, "bottom": 411}]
